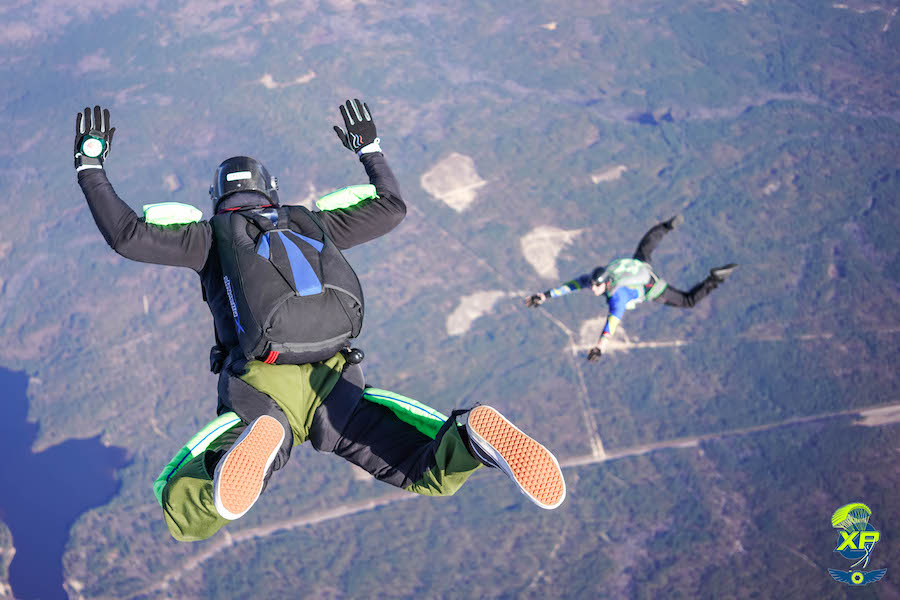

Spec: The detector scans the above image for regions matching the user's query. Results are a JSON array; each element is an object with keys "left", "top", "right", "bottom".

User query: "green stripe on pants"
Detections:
[{"left": 161, "top": 425, "right": 242, "bottom": 542}]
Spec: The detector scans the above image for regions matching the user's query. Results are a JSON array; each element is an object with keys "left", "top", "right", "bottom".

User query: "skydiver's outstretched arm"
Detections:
[
  {"left": 75, "top": 106, "right": 212, "bottom": 271},
  {"left": 314, "top": 99, "right": 407, "bottom": 250},
  {"left": 524, "top": 274, "right": 593, "bottom": 307},
  {"left": 587, "top": 315, "right": 619, "bottom": 361},
  {"left": 78, "top": 170, "right": 212, "bottom": 270},
  {"left": 587, "top": 288, "right": 632, "bottom": 361},
  {"left": 314, "top": 152, "right": 407, "bottom": 250}
]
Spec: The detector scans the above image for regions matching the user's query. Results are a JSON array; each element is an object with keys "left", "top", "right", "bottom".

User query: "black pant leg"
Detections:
[
  {"left": 633, "top": 222, "right": 671, "bottom": 263},
  {"left": 307, "top": 363, "right": 366, "bottom": 453},
  {"left": 217, "top": 368, "right": 293, "bottom": 472},
  {"left": 308, "top": 366, "right": 457, "bottom": 490},
  {"left": 332, "top": 401, "right": 443, "bottom": 489},
  {"left": 654, "top": 278, "right": 717, "bottom": 308}
]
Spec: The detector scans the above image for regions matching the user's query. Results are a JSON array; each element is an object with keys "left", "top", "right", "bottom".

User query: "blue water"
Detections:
[{"left": 0, "top": 369, "right": 129, "bottom": 600}]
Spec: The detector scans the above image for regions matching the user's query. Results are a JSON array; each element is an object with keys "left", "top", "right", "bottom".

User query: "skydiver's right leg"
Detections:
[
  {"left": 632, "top": 214, "right": 683, "bottom": 263},
  {"left": 311, "top": 381, "right": 565, "bottom": 508},
  {"left": 324, "top": 397, "right": 484, "bottom": 498},
  {"left": 307, "top": 372, "right": 483, "bottom": 496}
]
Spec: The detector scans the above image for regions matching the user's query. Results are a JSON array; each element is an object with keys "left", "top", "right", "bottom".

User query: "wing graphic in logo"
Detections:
[{"left": 828, "top": 569, "right": 888, "bottom": 586}]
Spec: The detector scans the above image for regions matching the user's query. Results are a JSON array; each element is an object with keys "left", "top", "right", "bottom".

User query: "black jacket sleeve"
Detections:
[
  {"left": 315, "top": 152, "right": 407, "bottom": 250},
  {"left": 78, "top": 169, "right": 213, "bottom": 272}
]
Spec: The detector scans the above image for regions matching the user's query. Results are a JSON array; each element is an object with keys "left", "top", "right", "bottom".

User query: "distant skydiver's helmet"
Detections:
[
  {"left": 590, "top": 266, "right": 608, "bottom": 295},
  {"left": 210, "top": 156, "right": 279, "bottom": 212}
]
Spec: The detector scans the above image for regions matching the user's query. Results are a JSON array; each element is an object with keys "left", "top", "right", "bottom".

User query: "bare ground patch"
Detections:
[
  {"left": 520, "top": 225, "right": 583, "bottom": 280},
  {"left": 420, "top": 152, "right": 487, "bottom": 212},
  {"left": 591, "top": 165, "right": 628, "bottom": 183},
  {"left": 446, "top": 290, "right": 511, "bottom": 336},
  {"left": 574, "top": 317, "right": 688, "bottom": 353},
  {"left": 856, "top": 405, "right": 900, "bottom": 427}
]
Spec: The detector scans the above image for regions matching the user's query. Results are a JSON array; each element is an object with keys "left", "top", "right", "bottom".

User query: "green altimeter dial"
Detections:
[{"left": 80, "top": 135, "right": 105, "bottom": 158}]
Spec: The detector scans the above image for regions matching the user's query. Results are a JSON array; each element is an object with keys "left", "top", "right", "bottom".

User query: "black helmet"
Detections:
[
  {"left": 590, "top": 266, "right": 606, "bottom": 285},
  {"left": 210, "top": 156, "right": 279, "bottom": 212}
]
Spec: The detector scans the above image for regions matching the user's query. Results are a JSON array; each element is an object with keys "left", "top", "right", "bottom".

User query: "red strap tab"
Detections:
[{"left": 264, "top": 350, "right": 279, "bottom": 364}]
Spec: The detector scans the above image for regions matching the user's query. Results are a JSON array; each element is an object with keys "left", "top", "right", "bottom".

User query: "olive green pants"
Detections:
[{"left": 156, "top": 358, "right": 481, "bottom": 542}]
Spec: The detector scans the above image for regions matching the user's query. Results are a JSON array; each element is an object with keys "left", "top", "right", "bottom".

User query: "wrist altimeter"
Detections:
[{"left": 80, "top": 134, "right": 106, "bottom": 158}]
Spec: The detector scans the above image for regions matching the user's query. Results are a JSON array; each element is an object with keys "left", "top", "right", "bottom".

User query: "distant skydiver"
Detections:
[
  {"left": 75, "top": 103, "right": 565, "bottom": 541},
  {"left": 525, "top": 215, "right": 737, "bottom": 361}
]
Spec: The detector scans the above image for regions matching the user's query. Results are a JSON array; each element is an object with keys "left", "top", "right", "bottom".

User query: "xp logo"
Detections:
[{"left": 827, "top": 502, "right": 887, "bottom": 586}]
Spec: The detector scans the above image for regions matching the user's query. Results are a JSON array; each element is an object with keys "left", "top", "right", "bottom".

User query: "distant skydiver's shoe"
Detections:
[
  {"left": 664, "top": 214, "right": 685, "bottom": 230},
  {"left": 709, "top": 263, "right": 738, "bottom": 282},
  {"left": 465, "top": 405, "right": 566, "bottom": 510},
  {"left": 213, "top": 415, "right": 285, "bottom": 520}
]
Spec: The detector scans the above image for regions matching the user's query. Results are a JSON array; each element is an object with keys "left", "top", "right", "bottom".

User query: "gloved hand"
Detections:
[
  {"left": 333, "top": 99, "right": 380, "bottom": 155},
  {"left": 587, "top": 337, "right": 609, "bottom": 361},
  {"left": 525, "top": 293, "right": 546, "bottom": 308},
  {"left": 75, "top": 106, "right": 115, "bottom": 171}
]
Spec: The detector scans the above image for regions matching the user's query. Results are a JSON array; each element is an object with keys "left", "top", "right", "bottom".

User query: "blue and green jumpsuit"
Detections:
[{"left": 541, "top": 220, "right": 723, "bottom": 344}]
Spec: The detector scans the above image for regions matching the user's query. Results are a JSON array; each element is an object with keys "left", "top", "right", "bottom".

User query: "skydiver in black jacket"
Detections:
[{"left": 75, "top": 103, "right": 566, "bottom": 541}]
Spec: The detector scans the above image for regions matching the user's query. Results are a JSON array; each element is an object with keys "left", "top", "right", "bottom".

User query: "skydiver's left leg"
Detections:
[
  {"left": 156, "top": 418, "right": 244, "bottom": 542},
  {"left": 156, "top": 413, "right": 290, "bottom": 542},
  {"left": 632, "top": 214, "right": 683, "bottom": 263},
  {"left": 653, "top": 263, "right": 737, "bottom": 308},
  {"left": 653, "top": 281, "right": 713, "bottom": 308},
  {"left": 156, "top": 356, "right": 348, "bottom": 542},
  {"left": 217, "top": 363, "right": 295, "bottom": 473}
]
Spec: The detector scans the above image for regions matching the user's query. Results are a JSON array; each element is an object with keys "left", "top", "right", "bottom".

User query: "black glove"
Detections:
[
  {"left": 333, "top": 99, "right": 379, "bottom": 154},
  {"left": 587, "top": 346, "right": 603, "bottom": 362},
  {"left": 525, "top": 294, "right": 546, "bottom": 308},
  {"left": 75, "top": 106, "right": 115, "bottom": 171},
  {"left": 209, "top": 345, "right": 228, "bottom": 374}
]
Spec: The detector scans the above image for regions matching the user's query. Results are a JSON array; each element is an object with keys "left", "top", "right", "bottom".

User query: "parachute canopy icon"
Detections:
[{"left": 831, "top": 503, "right": 872, "bottom": 531}]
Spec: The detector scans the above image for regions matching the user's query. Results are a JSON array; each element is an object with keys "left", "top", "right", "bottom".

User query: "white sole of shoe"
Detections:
[{"left": 213, "top": 415, "right": 285, "bottom": 520}]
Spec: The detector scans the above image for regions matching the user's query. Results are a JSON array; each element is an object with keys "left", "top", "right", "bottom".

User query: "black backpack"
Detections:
[{"left": 211, "top": 205, "right": 364, "bottom": 365}]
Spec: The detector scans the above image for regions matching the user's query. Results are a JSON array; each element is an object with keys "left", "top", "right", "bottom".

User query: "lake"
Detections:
[{"left": 0, "top": 368, "right": 129, "bottom": 600}]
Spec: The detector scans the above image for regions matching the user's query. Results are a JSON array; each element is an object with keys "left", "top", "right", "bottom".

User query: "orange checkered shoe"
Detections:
[
  {"left": 213, "top": 415, "right": 285, "bottom": 520},
  {"left": 465, "top": 405, "right": 566, "bottom": 510}
]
